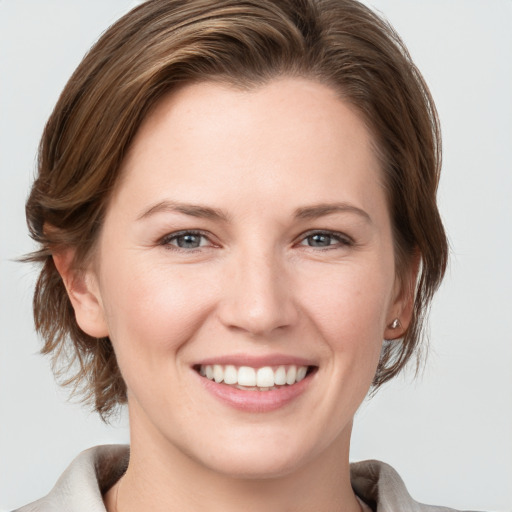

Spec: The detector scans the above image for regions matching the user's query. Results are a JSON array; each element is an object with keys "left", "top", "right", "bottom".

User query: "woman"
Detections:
[{"left": 11, "top": 0, "right": 473, "bottom": 510}]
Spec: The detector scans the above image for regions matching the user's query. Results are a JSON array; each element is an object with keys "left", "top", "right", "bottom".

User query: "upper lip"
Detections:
[{"left": 193, "top": 354, "right": 317, "bottom": 368}]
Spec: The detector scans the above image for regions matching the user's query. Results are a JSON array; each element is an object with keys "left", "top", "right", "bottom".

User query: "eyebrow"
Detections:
[
  {"left": 294, "top": 203, "right": 372, "bottom": 224},
  {"left": 137, "top": 200, "right": 371, "bottom": 224},
  {"left": 137, "top": 200, "right": 230, "bottom": 222}
]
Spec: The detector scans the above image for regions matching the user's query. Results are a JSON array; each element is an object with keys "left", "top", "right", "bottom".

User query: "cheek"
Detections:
[
  {"left": 98, "top": 257, "right": 218, "bottom": 364},
  {"left": 294, "top": 258, "right": 395, "bottom": 391},
  {"left": 296, "top": 261, "right": 393, "bottom": 344}
]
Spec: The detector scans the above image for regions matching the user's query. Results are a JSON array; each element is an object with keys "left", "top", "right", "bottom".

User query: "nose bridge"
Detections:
[{"left": 219, "top": 242, "right": 297, "bottom": 336}]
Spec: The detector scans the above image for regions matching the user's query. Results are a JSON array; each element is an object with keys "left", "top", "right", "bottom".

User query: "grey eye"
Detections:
[
  {"left": 299, "top": 231, "right": 352, "bottom": 249},
  {"left": 305, "top": 233, "right": 335, "bottom": 247},
  {"left": 162, "top": 231, "right": 209, "bottom": 250},
  {"left": 173, "top": 233, "right": 204, "bottom": 249}
]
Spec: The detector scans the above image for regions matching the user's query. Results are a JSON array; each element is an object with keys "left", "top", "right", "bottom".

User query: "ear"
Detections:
[
  {"left": 384, "top": 251, "right": 421, "bottom": 340},
  {"left": 53, "top": 249, "right": 109, "bottom": 338}
]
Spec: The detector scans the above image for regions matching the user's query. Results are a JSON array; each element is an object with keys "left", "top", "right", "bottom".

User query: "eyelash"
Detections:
[
  {"left": 160, "top": 230, "right": 213, "bottom": 251},
  {"left": 159, "top": 229, "right": 353, "bottom": 252},
  {"left": 298, "top": 230, "right": 353, "bottom": 250}
]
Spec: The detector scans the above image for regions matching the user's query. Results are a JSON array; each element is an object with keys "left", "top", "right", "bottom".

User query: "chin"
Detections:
[
  {"left": 175, "top": 421, "right": 340, "bottom": 481},
  {"left": 199, "top": 446, "right": 310, "bottom": 480}
]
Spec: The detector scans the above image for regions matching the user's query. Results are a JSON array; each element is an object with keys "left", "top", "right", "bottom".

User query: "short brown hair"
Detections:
[{"left": 26, "top": 0, "right": 448, "bottom": 418}]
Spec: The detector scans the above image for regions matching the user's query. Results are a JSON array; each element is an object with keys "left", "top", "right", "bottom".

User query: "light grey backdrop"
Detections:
[{"left": 1, "top": 1, "right": 511, "bottom": 510}]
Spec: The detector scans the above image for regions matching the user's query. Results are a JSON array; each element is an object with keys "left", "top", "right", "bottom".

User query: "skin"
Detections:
[{"left": 56, "top": 78, "right": 415, "bottom": 512}]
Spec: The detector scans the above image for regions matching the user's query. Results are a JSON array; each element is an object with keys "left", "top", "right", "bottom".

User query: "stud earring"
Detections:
[{"left": 390, "top": 318, "right": 401, "bottom": 329}]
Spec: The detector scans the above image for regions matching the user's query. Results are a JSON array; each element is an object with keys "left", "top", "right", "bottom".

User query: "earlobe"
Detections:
[
  {"left": 53, "top": 250, "right": 109, "bottom": 338},
  {"left": 384, "top": 251, "right": 421, "bottom": 340}
]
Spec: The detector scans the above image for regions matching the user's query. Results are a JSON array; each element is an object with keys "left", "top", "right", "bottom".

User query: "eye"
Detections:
[
  {"left": 161, "top": 230, "right": 211, "bottom": 250},
  {"left": 299, "top": 231, "right": 352, "bottom": 249}
]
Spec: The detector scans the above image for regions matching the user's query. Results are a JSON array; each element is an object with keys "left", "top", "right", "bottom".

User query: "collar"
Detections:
[{"left": 14, "top": 445, "right": 464, "bottom": 512}]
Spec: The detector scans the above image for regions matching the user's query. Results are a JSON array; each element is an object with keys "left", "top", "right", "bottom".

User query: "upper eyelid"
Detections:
[
  {"left": 160, "top": 229, "right": 215, "bottom": 246},
  {"left": 158, "top": 228, "right": 353, "bottom": 247},
  {"left": 297, "top": 229, "right": 353, "bottom": 244}
]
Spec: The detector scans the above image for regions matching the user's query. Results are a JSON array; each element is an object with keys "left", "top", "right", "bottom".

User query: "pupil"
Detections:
[
  {"left": 178, "top": 234, "right": 200, "bottom": 248},
  {"left": 310, "top": 234, "right": 330, "bottom": 247}
]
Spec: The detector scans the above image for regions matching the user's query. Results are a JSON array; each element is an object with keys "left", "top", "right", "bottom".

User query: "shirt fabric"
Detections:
[{"left": 13, "top": 445, "right": 476, "bottom": 512}]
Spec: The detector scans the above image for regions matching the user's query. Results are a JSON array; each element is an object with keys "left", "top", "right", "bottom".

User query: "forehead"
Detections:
[{"left": 112, "top": 78, "right": 385, "bottom": 218}]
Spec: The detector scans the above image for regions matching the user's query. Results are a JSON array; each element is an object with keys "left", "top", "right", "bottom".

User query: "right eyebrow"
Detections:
[{"left": 137, "top": 200, "right": 230, "bottom": 222}]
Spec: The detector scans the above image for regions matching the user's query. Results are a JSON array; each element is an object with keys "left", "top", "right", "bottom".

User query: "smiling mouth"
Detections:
[{"left": 195, "top": 364, "right": 317, "bottom": 391}]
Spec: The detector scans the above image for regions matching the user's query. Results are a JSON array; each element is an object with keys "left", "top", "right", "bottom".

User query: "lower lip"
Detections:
[{"left": 196, "top": 371, "right": 313, "bottom": 412}]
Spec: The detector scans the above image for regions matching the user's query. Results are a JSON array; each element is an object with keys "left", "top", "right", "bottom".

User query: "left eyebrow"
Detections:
[
  {"left": 294, "top": 203, "right": 372, "bottom": 224},
  {"left": 137, "top": 200, "right": 230, "bottom": 222}
]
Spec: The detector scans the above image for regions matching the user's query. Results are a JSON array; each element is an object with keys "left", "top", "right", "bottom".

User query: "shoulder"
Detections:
[
  {"left": 12, "top": 445, "right": 129, "bottom": 512},
  {"left": 350, "top": 459, "right": 480, "bottom": 512},
  {"left": 13, "top": 450, "right": 484, "bottom": 512}
]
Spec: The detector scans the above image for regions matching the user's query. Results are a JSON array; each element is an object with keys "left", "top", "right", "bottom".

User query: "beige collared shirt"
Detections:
[{"left": 13, "top": 445, "right": 477, "bottom": 512}]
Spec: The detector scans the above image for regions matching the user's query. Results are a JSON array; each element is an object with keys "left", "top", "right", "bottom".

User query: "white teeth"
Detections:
[
  {"left": 223, "top": 365, "right": 238, "bottom": 385},
  {"left": 286, "top": 365, "right": 297, "bottom": 385},
  {"left": 213, "top": 364, "right": 223, "bottom": 383},
  {"left": 256, "top": 367, "right": 275, "bottom": 387},
  {"left": 199, "top": 364, "right": 310, "bottom": 388},
  {"left": 296, "top": 366, "right": 307, "bottom": 382},
  {"left": 238, "top": 366, "right": 256, "bottom": 386},
  {"left": 274, "top": 366, "right": 287, "bottom": 385}
]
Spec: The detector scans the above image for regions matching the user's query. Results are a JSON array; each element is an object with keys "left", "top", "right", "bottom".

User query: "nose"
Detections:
[{"left": 217, "top": 247, "right": 299, "bottom": 337}]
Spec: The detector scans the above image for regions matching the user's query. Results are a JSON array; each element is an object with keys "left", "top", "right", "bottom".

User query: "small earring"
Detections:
[{"left": 390, "top": 318, "right": 401, "bottom": 329}]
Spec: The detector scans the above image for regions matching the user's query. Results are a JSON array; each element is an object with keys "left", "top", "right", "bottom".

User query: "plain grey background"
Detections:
[{"left": 1, "top": 1, "right": 511, "bottom": 510}]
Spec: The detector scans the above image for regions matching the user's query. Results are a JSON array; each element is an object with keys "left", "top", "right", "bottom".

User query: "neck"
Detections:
[{"left": 107, "top": 405, "right": 361, "bottom": 512}]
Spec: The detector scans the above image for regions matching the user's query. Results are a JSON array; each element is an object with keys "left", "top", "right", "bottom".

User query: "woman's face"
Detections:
[{"left": 76, "top": 78, "right": 409, "bottom": 477}]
